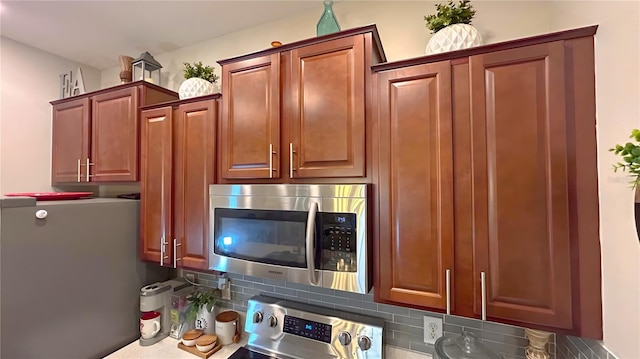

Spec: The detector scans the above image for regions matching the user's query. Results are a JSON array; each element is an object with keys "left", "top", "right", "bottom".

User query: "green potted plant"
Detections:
[
  {"left": 609, "top": 128, "right": 640, "bottom": 243},
  {"left": 178, "top": 61, "right": 220, "bottom": 100},
  {"left": 187, "top": 287, "right": 221, "bottom": 334},
  {"left": 610, "top": 129, "right": 640, "bottom": 188},
  {"left": 424, "top": 0, "right": 483, "bottom": 55}
]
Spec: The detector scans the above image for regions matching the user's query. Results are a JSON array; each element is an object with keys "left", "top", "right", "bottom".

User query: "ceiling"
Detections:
[{"left": 0, "top": 1, "right": 321, "bottom": 70}]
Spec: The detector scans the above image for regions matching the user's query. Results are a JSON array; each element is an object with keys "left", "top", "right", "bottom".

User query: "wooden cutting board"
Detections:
[{"left": 177, "top": 342, "right": 222, "bottom": 358}]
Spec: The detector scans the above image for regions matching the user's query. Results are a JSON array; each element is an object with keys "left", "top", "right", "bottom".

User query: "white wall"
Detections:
[
  {"left": 549, "top": 2, "right": 640, "bottom": 358},
  {"left": 101, "top": 1, "right": 556, "bottom": 90},
  {"left": 0, "top": 37, "right": 101, "bottom": 194}
]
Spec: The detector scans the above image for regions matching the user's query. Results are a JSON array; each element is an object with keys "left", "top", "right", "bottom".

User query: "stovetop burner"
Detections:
[
  {"left": 228, "top": 347, "right": 278, "bottom": 359},
  {"left": 238, "top": 295, "right": 384, "bottom": 359}
]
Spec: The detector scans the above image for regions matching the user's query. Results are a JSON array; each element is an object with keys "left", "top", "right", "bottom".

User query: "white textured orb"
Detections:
[
  {"left": 178, "top": 77, "right": 218, "bottom": 99},
  {"left": 425, "top": 24, "right": 483, "bottom": 55}
]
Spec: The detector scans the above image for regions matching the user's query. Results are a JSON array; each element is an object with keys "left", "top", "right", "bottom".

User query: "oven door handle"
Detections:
[{"left": 306, "top": 201, "right": 319, "bottom": 286}]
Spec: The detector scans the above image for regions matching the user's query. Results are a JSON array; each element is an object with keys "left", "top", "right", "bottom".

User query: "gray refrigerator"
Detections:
[{"left": 0, "top": 197, "right": 170, "bottom": 359}]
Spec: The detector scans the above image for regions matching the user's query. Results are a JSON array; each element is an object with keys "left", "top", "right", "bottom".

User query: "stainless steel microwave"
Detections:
[{"left": 209, "top": 184, "right": 371, "bottom": 294}]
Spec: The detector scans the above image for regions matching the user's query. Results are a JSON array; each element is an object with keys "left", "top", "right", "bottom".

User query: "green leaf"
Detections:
[
  {"left": 424, "top": 0, "right": 476, "bottom": 33},
  {"left": 183, "top": 61, "right": 219, "bottom": 83},
  {"left": 185, "top": 287, "right": 221, "bottom": 322},
  {"left": 611, "top": 129, "right": 640, "bottom": 186}
]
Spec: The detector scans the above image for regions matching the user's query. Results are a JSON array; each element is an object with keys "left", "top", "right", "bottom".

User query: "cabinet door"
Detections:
[
  {"left": 289, "top": 36, "right": 365, "bottom": 178},
  {"left": 51, "top": 98, "right": 90, "bottom": 184},
  {"left": 91, "top": 87, "right": 139, "bottom": 181},
  {"left": 140, "top": 107, "right": 173, "bottom": 266},
  {"left": 376, "top": 61, "right": 454, "bottom": 310},
  {"left": 220, "top": 54, "right": 280, "bottom": 179},
  {"left": 469, "top": 41, "right": 572, "bottom": 328},
  {"left": 174, "top": 100, "right": 217, "bottom": 270}
]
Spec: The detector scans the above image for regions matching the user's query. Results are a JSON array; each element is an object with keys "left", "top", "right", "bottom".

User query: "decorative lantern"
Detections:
[{"left": 132, "top": 51, "right": 162, "bottom": 85}]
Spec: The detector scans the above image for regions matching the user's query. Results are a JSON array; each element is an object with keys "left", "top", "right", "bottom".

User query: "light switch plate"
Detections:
[{"left": 424, "top": 316, "right": 443, "bottom": 344}]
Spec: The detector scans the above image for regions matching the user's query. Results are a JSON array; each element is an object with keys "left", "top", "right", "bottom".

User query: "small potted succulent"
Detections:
[
  {"left": 186, "top": 287, "right": 221, "bottom": 334},
  {"left": 424, "top": 0, "right": 483, "bottom": 55},
  {"left": 178, "top": 61, "right": 220, "bottom": 99}
]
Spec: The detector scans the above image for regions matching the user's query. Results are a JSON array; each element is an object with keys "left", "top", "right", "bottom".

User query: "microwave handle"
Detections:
[{"left": 306, "top": 201, "right": 319, "bottom": 286}]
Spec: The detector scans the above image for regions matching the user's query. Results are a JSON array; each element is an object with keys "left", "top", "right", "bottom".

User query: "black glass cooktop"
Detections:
[{"left": 228, "top": 347, "right": 280, "bottom": 359}]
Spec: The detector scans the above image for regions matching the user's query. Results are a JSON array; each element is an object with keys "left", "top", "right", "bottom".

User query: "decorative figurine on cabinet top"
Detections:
[
  {"left": 316, "top": 0, "right": 341, "bottom": 36},
  {"left": 132, "top": 51, "right": 162, "bottom": 85},
  {"left": 119, "top": 55, "right": 134, "bottom": 83}
]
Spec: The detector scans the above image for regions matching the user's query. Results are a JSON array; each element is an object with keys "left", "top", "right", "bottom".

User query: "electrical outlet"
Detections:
[
  {"left": 185, "top": 273, "right": 195, "bottom": 283},
  {"left": 423, "top": 316, "right": 443, "bottom": 344}
]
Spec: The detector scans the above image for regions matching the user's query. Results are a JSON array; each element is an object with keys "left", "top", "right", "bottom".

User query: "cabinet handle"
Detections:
[
  {"left": 159, "top": 237, "right": 165, "bottom": 266},
  {"left": 160, "top": 237, "right": 169, "bottom": 266},
  {"left": 269, "top": 144, "right": 275, "bottom": 179},
  {"left": 173, "top": 238, "right": 182, "bottom": 269},
  {"left": 446, "top": 269, "right": 451, "bottom": 315},
  {"left": 481, "top": 271, "right": 487, "bottom": 320},
  {"left": 77, "top": 159, "right": 81, "bottom": 182},
  {"left": 289, "top": 143, "right": 295, "bottom": 178},
  {"left": 86, "top": 158, "right": 94, "bottom": 182}
]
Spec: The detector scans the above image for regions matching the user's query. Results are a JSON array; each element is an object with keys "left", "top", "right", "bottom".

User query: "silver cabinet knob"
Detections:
[
  {"left": 268, "top": 315, "right": 278, "bottom": 327},
  {"left": 338, "top": 331, "right": 352, "bottom": 346},
  {"left": 253, "top": 311, "right": 264, "bottom": 324},
  {"left": 35, "top": 210, "right": 48, "bottom": 219},
  {"left": 358, "top": 335, "right": 372, "bottom": 351}
]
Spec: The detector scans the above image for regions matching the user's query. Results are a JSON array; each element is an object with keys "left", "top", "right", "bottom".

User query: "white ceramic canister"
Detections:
[{"left": 215, "top": 311, "right": 240, "bottom": 345}]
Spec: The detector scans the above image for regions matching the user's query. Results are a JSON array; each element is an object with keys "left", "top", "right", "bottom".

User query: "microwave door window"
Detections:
[{"left": 214, "top": 208, "right": 308, "bottom": 267}]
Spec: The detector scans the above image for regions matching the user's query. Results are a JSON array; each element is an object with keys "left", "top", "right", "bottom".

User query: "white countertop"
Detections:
[
  {"left": 104, "top": 336, "right": 247, "bottom": 359},
  {"left": 105, "top": 336, "right": 431, "bottom": 359}
]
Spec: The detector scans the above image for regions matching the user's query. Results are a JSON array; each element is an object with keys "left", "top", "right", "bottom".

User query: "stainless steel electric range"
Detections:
[{"left": 229, "top": 295, "right": 385, "bottom": 359}]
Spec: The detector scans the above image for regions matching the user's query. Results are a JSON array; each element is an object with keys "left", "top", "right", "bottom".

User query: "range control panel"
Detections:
[
  {"left": 284, "top": 315, "right": 332, "bottom": 343},
  {"left": 244, "top": 295, "right": 384, "bottom": 359}
]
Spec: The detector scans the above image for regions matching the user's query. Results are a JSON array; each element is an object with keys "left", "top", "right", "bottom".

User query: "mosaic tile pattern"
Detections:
[
  {"left": 557, "top": 335, "right": 618, "bottom": 359},
  {"left": 182, "top": 269, "right": 556, "bottom": 358}
]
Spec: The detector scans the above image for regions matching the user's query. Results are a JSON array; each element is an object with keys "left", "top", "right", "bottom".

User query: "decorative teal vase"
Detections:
[{"left": 316, "top": 0, "right": 340, "bottom": 36}]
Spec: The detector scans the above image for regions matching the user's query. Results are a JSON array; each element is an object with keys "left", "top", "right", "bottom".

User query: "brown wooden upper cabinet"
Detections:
[
  {"left": 373, "top": 26, "right": 602, "bottom": 339},
  {"left": 220, "top": 53, "right": 280, "bottom": 180},
  {"left": 218, "top": 25, "right": 385, "bottom": 182},
  {"left": 140, "top": 96, "right": 218, "bottom": 270},
  {"left": 51, "top": 97, "right": 90, "bottom": 183},
  {"left": 50, "top": 81, "right": 178, "bottom": 184},
  {"left": 375, "top": 60, "right": 454, "bottom": 311},
  {"left": 469, "top": 41, "right": 573, "bottom": 330}
]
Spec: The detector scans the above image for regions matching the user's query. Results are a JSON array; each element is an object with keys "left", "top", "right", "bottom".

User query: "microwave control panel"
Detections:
[{"left": 319, "top": 213, "right": 357, "bottom": 272}]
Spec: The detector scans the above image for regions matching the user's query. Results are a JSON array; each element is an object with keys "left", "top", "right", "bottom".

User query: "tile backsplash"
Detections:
[
  {"left": 182, "top": 269, "right": 549, "bottom": 358},
  {"left": 557, "top": 335, "right": 618, "bottom": 359}
]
